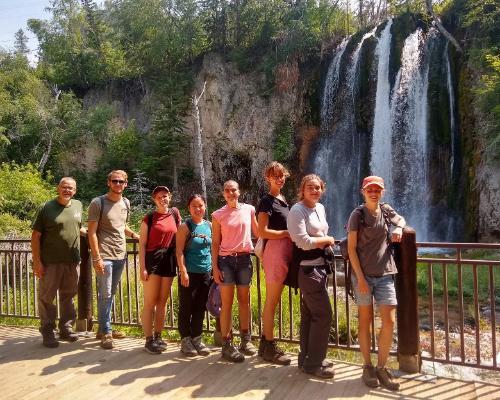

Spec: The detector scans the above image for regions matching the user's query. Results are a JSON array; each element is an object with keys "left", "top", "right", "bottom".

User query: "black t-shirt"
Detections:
[{"left": 256, "top": 194, "right": 289, "bottom": 230}]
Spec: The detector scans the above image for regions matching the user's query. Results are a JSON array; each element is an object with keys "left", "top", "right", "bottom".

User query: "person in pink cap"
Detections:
[{"left": 347, "top": 176, "right": 406, "bottom": 391}]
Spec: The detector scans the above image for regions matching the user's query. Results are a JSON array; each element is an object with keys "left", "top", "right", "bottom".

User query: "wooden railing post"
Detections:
[
  {"left": 394, "top": 227, "right": 421, "bottom": 373},
  {"left": 76, "top": 235, "right": 93, "bottom": 332}
]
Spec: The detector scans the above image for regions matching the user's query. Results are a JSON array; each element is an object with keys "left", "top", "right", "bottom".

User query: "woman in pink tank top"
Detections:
[{"left": 211, "top": 180, "right": 259, "bottom": 363}]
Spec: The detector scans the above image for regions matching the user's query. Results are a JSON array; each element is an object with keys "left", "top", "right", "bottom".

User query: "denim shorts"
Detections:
[
  {"left": 218, "top": 254, "right": 253, "bottom": 286},
  {"left": 352, "top": 274, "right": 397, "bottom": 306}
]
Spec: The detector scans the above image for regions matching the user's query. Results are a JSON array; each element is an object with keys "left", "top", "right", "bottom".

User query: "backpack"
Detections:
[
  {"left": 284, "top": 244, "right": 325, "bottom": 294},
  {"left": 98, "top": 195, "right": 130, "bottom": 223},
  {"left": 338, "top": 203, "right": 392, "bottom": 261},
  {"left": 206, "top": 282, "right": 221, "bottom": 317},
  {"left": 184, "top": 218, "right": 210, "bottom": 250},
  {"left": 145, "top": 207, "right": 181, "bottom": 247},
  {"left": 339, "top": 203, "right": 393, "bottom": 298}
]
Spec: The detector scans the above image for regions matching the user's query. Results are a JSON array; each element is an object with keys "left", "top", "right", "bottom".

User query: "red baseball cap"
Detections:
[
  {"left": 152, "top": 186, "right": 170, "bottom": 196},
  {"left": 362, "top": 176, "right": 385, "bottom": 189}
]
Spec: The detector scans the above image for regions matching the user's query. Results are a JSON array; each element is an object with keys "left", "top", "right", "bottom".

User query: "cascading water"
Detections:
[
  {"left": 370, "top": 19, "right": 393, "bottom": 204},
  {"left": 390, "top": 28, "right": 434, "bottom": 240},
  {"left": 315, "top": 29, "right": 376, "bottom": 234},
  {"left": 315, "top": 18, "right": 460, "bottom": 241}
]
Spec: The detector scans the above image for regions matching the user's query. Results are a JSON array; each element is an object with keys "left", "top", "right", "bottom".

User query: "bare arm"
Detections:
[
  {"left": 251, "top": 211, "right": 259, "bottom": 239},
  {"left": 31, "top": 230, "right": 44, "bottom": 278},
  {"left": 176, "top": 223, "right": 190, "bottom": 287},
  {"left": 124, "top": 225, "right": 139, "bottom": 240},
  {"left": 211, "top": 218, "right": 223, "bottom": 284},
  {"left": 257, "top": 212, "right": 289, "bottom": 240},
  {"left": 138, "top": 221, "right": 148, "bottom": 282},
  {"left": 87, "top": 220, "right": 104, "bottom": 274}
]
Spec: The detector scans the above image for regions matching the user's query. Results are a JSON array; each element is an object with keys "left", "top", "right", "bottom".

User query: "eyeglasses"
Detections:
[{"left": 111, "top": 179, "right": 127, "bottom": 185}]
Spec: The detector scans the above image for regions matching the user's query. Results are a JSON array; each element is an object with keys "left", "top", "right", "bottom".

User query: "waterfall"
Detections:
[
  {"left": 390, "top": 28, "right": 433, "bottom": 240},
  {"left": 370, "top": 19, "right": 393, "bottom": 203},
  {"left": 315, "top": 28, "right": 376, "bottom": 235},
  {"left": 445, "top": 41, "right": 457, "bottom": 182},
  {"left": 315, "top": 20, "right": 460, "bottom": 241}
]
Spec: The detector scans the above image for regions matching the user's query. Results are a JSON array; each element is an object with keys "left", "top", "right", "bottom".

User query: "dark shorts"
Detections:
[
  {"left": 145, "top": 247, "right": 177, "bottom": 278},
  {"left": 218, "top": 254, "right": 253, "bottom": 286}
]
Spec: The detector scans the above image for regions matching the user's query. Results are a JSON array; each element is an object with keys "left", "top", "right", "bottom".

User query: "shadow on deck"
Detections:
[{"left": 0, "top": 326, "right": 497, "bottom": 399}]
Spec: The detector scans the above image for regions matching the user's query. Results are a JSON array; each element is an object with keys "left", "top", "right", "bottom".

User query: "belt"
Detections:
[{"left": 223, "top": 252, "right": 250, "bottom": 257}]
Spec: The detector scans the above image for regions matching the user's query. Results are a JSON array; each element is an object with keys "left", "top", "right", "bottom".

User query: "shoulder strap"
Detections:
[
  {"left": 98, "top": 195, "right": 105, "bottom": 224},
  {"left": 172, "top": 207, "right": 180, "bottom": 226}
]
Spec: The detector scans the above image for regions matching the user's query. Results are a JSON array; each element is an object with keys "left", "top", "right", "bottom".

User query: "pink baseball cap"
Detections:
[{"left": 362, "top": 176, "right": 385, "bottom": 189}]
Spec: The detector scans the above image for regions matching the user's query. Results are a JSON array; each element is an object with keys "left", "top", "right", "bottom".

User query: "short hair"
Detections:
[
  {"left": 187, "top": 194, "right": 206, "bottom": 208},
  {"left": 58, "top": 177, "right": 76, "bottom": 187},
  {"left": 223, "top": 180, "right": 239, "bottom": 190},
  {"left": 264, "top": 161, "right": 290, "bottom": 180},
  {"left": 297, "top": 174, "right": 326, "bottom": 201},
  {"left": 107, "top": 170, "right": 128, "bottom": 181}
]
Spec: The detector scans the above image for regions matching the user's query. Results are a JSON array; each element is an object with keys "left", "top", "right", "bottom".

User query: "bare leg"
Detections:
[
  {"left": 358, "top": 305, "right": 373, "bottom": 365},
  {"left": 236, "top": 286, "right": 250, "bottom": 332},
  {"left": 154, "top": 276, "right": 173, "bottom": 333},
  {"left": 220, "top": 285, "right": 235, "bottom": 337},
  {"left": 262, "top": 282, "right": 284, "bottom": 340},
  {"left": 376, "top": 305, "right": 396, "bottom": 367},
  {"left": 142, "top": 275, "right": 161, "bottom": 337}
]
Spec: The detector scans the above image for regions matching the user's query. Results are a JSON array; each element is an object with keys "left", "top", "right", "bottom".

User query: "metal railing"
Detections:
[{"left": 1, "top": 236, "right": 499, "bottom": 372}]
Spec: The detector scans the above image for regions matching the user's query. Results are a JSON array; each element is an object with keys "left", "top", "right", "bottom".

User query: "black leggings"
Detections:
[{"left": 178, "top": 272, "right": 211, "bottom": 338}]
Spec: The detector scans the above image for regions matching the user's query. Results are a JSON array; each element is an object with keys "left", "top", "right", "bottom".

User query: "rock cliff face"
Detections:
[
  {"left": 186, "top": 53, "right": 313, "bottom": 202},
  {"left": 476, "top": 165, "right": 500, "bottom": 241}
]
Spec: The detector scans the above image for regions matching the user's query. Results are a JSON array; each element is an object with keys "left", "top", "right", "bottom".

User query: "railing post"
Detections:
[
  {"left": 394, "top": 227, "right": 421, "bottom": 373},
  {"left": 76, "top": 235, "right": 93, "bottom": 332}
]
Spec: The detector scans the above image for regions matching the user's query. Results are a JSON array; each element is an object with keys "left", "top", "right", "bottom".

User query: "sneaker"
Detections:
[
  {"left": 100, "top": 333, "right": 114, "bottom": 349},
  {"left": 362, "top": 364, "right": 379, "bottom": 388},
  {"left": 41, "top": 329, "right": 59, "bottom": 348},
  {"left": 262, "top": 339, "right": 291, "bottom": 365},
  {"left": 96, "top": 330, "right": 126, "bottom": 340},
  {"left": 192, "top": 335, "right": 210, "bottom": 356},
  {"left": 144, "top": 337, "right": 162, "bottom": 354},
  {"left": 322, "top": 359, "right": 334, "bottom": 368},
  {"left": 180, "top": 337, "right": 197, "bottom": 357},
  {"left": 154, "top": 333, "right": 167, "bottom": 352},
  {"left": 59, "top": 328, "right": 79, "bottom": 342},
  {"left": 302, "top": 365, "right": 335, "bottom": 379},
  {"left": 376, "top": 367, "right": 400, "bottom": 391},
  {"left": 222, "top": 340, "right": 245, "bottom": 363},
  {"left": 239, "top": 333, "right": 257, "bottom": 356}
]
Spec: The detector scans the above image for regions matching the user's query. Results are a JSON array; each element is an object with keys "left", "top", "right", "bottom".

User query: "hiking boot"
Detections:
[
  {"left": 258, "top": 335, "right": 266, "bottom": 357},
  {"left": 144, "top": 337, "right": 162, "bottom": 355},
  {"left": 59, "top": 328, "right": 79, "bottom": 342},
  {"left": 153, "top": 333, "right": 167, "bottom": 352},
  {"left": 96, "top": 330, "right": 126, "bottom": 340},
  {"left": 376, "top": 367, "right": 400, "bottom": 391},
  {"left": 41, "top": 329, "right": 59, "bottom": 348},
  {"left": 262, "top": 339, "right": 291, "bottom": 365},
  {"left": 222, "top": 340, "right": 245, "bottom": 363},
  {"left": 362, "top": 364, "right": 379, "bottom": 388},
  {"left": 239, "top": 333, "right": 256, "bottom": 356},
  {"left": 192, "top": 335, "right": 210, "bottom": 356},
  {"left": 180, "top": 337, "right": 197, "bottom": 357},
  {"left": 302, "top": 365, "right": 335, "bottom": 379},
  {"left": 322, "top": 359, "right": 334, "bottom": 368},
  {"left": 100, "top": 333, "right": 114, "bottom": 349}
]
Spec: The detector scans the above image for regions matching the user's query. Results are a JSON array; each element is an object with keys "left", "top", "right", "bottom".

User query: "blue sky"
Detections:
[{"left": 0, "top": 0, "right": 51, "bottom": 58}]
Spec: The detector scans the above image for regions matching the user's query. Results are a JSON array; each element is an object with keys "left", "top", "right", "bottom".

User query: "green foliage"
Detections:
[
  {"left": 0, "top": 163, "right": 54, "bottom": 226},
  {"left": 272, "top": 117, "right": 294, "bottom": 163},
  {"left": 0, "top": 213, "right": 32, "bottom": 239}
]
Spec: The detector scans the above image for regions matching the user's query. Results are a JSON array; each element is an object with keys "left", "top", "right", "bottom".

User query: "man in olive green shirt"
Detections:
[{"left": 32, "top": 177, "right": 84, "bottom": 348}]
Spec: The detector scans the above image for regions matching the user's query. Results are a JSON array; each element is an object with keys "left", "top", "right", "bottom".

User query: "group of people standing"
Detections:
[{"left": 31, "top": 164, "right": 405, "bottom": 391}]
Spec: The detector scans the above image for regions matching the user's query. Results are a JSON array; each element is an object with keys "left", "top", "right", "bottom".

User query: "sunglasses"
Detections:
[
  {"left": 366, "top": 189, "right": 382, "bottom": 193},
  {"left": 111, "top": 179, "right": 127, "bottom": 185}
]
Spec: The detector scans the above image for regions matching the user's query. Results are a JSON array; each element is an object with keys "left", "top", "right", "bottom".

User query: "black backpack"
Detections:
[{"left": 284, "top": 245, "right": 324, "bottom": 294}]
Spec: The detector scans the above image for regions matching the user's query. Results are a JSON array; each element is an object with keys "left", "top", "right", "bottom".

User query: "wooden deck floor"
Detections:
[{"left": 0, "top": 326, "right": 498, "bottom": 400}]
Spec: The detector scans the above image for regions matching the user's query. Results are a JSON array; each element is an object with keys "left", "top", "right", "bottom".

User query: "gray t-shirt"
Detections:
[
  {"left": 88, "top": 196, "right": 130, "bottom": 260},
  {"left": 287, "top": 202, "right": 328, "bottom": 266},
  {"left": 347, "top": 203, "right": 405, "bottom": 276}
]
